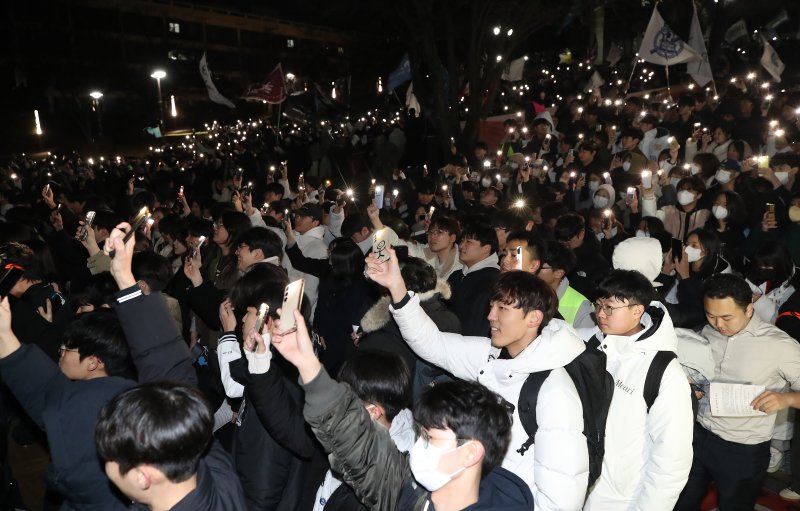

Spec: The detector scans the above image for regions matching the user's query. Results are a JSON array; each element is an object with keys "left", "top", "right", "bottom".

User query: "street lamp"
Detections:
[
  {"left": 150, "top": 70, "right": 166, "bottom": 129},
  {"left": 89, "top": 91, "right": 104, "bottom": 138}
]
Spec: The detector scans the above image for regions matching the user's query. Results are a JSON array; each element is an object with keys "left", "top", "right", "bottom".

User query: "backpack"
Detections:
[
  {"left": 644, "top": 350, "right": 699, "bottom": 419},
  {"left": 515, "top": 338, "right": 613, "bottom": 489}
]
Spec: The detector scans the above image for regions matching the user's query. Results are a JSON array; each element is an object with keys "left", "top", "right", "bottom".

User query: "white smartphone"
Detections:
[
  {"left": 79, "top": 211, "right": 96, "bottom": 241},
  {"left": 254, "top": 303, "right": 269, "bottom": 335},
  {"left": 374, "top": 185, "right": 384, "bottom": 210},
  {"left": 516, "top": 246, "right": 523, "bottom": 270},
  {"left": 279, "top": 279, "right": 305, "bottom": 333}
]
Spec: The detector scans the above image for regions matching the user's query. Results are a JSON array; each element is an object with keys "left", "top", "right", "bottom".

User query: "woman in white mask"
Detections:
[
  {"left": 704, "top": 190, "right": 748, "bottom": 270},
  {"left": 663, "top": 228, "right": 730, "bottom": 328},
  {"left": 591, "top": 183, "right": 615, "bottom": 211},
  {"left": 641, "top": 176, "right": 710, "bottom": 241}
]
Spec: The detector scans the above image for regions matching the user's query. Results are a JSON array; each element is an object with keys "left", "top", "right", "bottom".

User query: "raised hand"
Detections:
[
  {"left": 365, "top": 246, "right": 407, "bottom": 302},
  {"left": 271, "top": 310, "right": 320, "bottom": 383},
  {"left": 219, "top": 299, "right": 237, "bottom": 332},
  {"left": 104, "top": 222, "right": 137, "bottom": 289},
  {"left": 37, "top": 299, "right": 52, "bottom": 323}
]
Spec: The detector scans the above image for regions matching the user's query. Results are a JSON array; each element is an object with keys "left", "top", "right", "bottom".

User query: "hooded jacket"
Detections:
[
  {"left": 577, "top": 303, "right": 694, "bottom": 511},
  {"left": 283, "top": 225, "right": 328, "bottom": 314},
  {"left": 302, "top": 367, "right": 533, "bottom": 511},
  {"left": 390, "top": 293, "right": 589, "bottom": 511}
]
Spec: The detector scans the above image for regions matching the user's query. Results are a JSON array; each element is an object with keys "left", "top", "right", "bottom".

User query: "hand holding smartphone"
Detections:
[
  {"left": 279, "top": 279, "right": 305, "bottom": 333},
  {"left": 254, "top": 303, "right": 269, "bottom": 335},
  {"left": 79, "top": 211, "right": 96, "bottom": 241}
]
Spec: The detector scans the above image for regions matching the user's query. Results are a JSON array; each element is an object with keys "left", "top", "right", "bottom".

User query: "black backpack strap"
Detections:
[
  {"left": 516, "top": 370, "right": 551, "bottom": 455},
  {"left": 643, "top": 351, "right": 677, "bottom": 413}
]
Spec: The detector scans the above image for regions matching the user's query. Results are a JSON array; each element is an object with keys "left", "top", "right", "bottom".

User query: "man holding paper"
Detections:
[{"left": 675, "top": 274, "right": 800, "bottom": 511}]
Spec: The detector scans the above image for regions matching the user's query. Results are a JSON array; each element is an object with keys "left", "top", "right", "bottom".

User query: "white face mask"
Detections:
[
  {"left": 684, "top": 245, "right": 703, "bottom": 263},
  {"left": 588, "top": 180, "right": 600, "bottom": 191},
  {"left": 622, "top": 161, "right": 631, "bottom": 172},
  {"left": 715, "top": 170, "right": 731, "bottom": 184},
  {"left": 593, "top": 196, "right": 609, "bottom": 209},
  {"left": 712, "top": 205, "right": 728, "bottom": 220},
  {"left": 677, "top": 190, "right": 696, "bottom": 206},
  {"left": 669, "top": 177, "right": 681, "bottom": 188},
  {"left": 689, "top": 163, "right": 701, "bottom": 175},
  {"left": 408, "top": 437, "right": 465, "bottom": 492},
  {"left": 481, "top": 178, "right": 492, "bottom": 188},
  {"left": 776, "top": 171, "right": 790, "bottom": 185},
  {"left": 635, "top": 229, "right": 649, "bottom": 238}
]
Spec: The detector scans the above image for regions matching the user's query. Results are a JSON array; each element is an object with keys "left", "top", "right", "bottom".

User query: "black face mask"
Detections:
[{"left": 747, "top": 267, "right": 776, "bottom": 286}]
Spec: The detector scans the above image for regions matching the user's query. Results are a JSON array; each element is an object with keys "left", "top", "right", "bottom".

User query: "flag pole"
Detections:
[
  {"left": 624, "top": 54, "right": 640, "bottom": 96},
  {"left": 277, "top": 101, "right": 282, "bottom": 136}
]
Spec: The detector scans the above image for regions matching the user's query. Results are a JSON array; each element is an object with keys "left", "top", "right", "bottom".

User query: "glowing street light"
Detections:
[
  {"left": 150, "top": 70, "right": 166, "bottom": 128},
  {"left": 170, "top": 95, "right": 178, "bottom": 117}
]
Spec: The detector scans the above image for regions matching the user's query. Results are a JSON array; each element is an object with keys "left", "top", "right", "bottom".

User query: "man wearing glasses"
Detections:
[{"left": 577, "top": 269, "right": 693, "bottom": 510}]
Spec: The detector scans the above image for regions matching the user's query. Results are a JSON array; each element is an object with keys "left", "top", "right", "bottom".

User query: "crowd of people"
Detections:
[{"left": 1, "top": 68, "right": 800, "bottom": 511}]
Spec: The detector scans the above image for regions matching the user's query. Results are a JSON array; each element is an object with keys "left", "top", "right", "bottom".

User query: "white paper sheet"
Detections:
[{"left": 709, "top": 383, "right": 768, "bottom": 417}]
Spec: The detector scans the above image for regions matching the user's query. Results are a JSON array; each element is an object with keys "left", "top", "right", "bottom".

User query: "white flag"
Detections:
[
  {"left": 199, "top": 53, "right": 236, "bottom": 109},
  {"left": 760, "top": 36, "right": 785, "bottom": 82},
  {"left": 405, "top": 82, "right": 421, "bottom": 115},
  {"left": 637, "top": 7, "right": 701, "bottom": 66},
  {"left": 501, "top": 57, "right": 525, "bottom": 82},
  {"left": 724, "top": 20, "right": 748, "bottom": 43},
  {"left": 687, "top": 4, "right": 713, "bottom": 86}
]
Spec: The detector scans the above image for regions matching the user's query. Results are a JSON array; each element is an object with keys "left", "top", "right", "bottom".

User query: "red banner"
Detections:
[{"left": 243, "top": 64, "right": 287, "bottom": 104}]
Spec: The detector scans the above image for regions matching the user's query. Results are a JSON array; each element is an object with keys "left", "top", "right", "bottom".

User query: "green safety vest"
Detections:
[{"left": 558, "top": 286, "right": 588, "bottom": 326}]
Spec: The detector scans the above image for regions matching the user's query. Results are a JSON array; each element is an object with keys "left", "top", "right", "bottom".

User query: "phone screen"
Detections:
[
  {"left": 671, "top": 238, "right": 683, "bottom": 262},
  {"left": 279, "top": 279, "right": 305, "bottom": 333}
]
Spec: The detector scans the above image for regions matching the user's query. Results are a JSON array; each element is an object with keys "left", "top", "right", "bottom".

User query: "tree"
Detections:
[{"left": 390, "top": 0, "right": 570, "bottom": 159}]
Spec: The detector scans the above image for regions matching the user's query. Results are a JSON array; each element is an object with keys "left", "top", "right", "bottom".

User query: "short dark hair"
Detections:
[
  {"left": 554, "top": 213, "right": 585, "bottom": 242},
  {"left": 219, "top": 211, "right": 252, "bottom": 248},
  {"left": 0, "top": 241, "right": 45, "bottom": 282},
  {"left": 493, "top": 207, "right": 533, "bottom": 233},
  {"left": 415, "top": 380, "right": 512, "bottom": 475},
  {"left": 542, "top": 240, "right": 577, "bottom": 274},
  {"left": 596, "top": 270, "right": 654, "bottom": 306},
  {"left": 131, "top": 252, "right": 172, "bottom": 293},
  {"left": 95, "top": 382, "right": 213, "bottom": 483},
  {"left": 506, "top": 231, "right": 546, "bottom": 263},
  {"left": 337, "top": 351, "right": 411, "bottom": 422},
  {"left": 264, "top": 182, "right": 285, "bottom": 198},
  {"left": 621, "top": 127, "right": 644, "bottom": 141},
  {"left": 229, "top": 263, "right": 289, "bottom": 320},
  {"left": 63, "top": 310, "right": 133, "bottom": 377},
  {"left": 341, "top": 212, "right": 370, "bottom": 239},
  {"left": 399, "top": 257, "right": 437, "bottom": 294},
  {"left": 428, "top": 216, "right": 461, "bottom": 239},
  {"left": 461, "top": 220, "right": 499, "bottom": 255},
  {"left": 676, "top": 176, "right": 705, "bottom": 194},
  {"left": 236, "top": 227, "right": 283, "bottom": 260},
  {"left": 490, "top": 271, "right": 558, "bottom": 328},
  {"left": 702, "top": 273, "right": 752, "bottom": 310},
  {"left": 93, "top": 210, "right": 124, "bottom": 233}
]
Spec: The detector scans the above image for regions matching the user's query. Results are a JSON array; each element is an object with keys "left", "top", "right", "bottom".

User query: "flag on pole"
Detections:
[
  {"left": 760, "top": 35, "right": 785, "bottom": 82},
  {"left": 501, "top": 57, "right": 526, "bottom": 82},
  {"left": 387, "top": 54, "right": 412, "bottom": 90},
  {"left": 724, "top": 20, "right": 748, "bottom": 43},
  {"left": 637, "top": 7, "right": 701, "bottom": 66},
  {"left": 405, "top": 82, "right": 421, "bottom": 115},
  {"left": 606, "top": 44, "right": 622, "bottom": 67},
  {"left": 243, "top": 64, "right": 287, "bottom": 104},
  {"left": 687, "top": 4, "right": 713, "bottom": 86},
  {"left": 199, "top": 53, "right": 235, "bottom": 109}
]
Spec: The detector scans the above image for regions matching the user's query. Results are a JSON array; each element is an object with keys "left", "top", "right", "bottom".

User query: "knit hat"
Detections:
[{"left": 612, "top": 237, "right": 663, "bottom": 287}]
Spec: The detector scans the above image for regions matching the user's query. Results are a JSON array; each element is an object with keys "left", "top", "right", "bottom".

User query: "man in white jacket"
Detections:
[
  {"left": 284, "top": 203, "right": 328, "bottom": 314},
  {"left": 577, "top": 270, "right": 693, "bottom": 510},
  {"left": 365, "top": 248, "right": 590, "bottom": 511}
]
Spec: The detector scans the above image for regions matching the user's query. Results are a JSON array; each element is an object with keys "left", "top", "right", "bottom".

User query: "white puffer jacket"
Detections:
[
  {"left": 578, "top": 302, "right": 694, "bottom": 511},
  {"left": 391, "top": 292, "right": 589, "bottom": 511}
]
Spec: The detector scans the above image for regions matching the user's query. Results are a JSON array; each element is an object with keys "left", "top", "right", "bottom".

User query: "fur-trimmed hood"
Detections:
[{"left": 360, "top": 279, "right": 452, "bottom": 333}]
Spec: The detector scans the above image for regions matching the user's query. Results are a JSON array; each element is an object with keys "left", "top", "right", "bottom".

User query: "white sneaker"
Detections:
[
  {"left": 768, "top": 446, "right": 784, "bottom": 473},
  {"left": 780, "top": 487, "right": 800, "bottom": 501}
]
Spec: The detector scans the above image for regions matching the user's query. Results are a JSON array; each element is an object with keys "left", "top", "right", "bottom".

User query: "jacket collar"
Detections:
[
  {"left": 296, "top": 225, "right": 325, "bottom": 240},
  {"left": 361, "top": 280, "right": 452, "bottom": 333},
  {"left": 462, "top": 253, "right": 499, "bottom": 276}
]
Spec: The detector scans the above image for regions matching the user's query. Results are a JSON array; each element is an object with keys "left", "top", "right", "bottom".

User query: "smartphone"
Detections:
[
  {"left": 374, "top": 185, "right": 385, "bottom": 210},
  {"left": 253, "top": 303, "right": 269, "bottom": 335},
  {"left": 109, "top": 207, "right": 149, "bottom": 257},
  {"left": 394, "top": 245, "right": 409, "bottom": 261},
  {"left": 373, "top": 228, "right": 390, "bottom": 263},
  {"left": 298, "top": 173, "right": 305, "bottom": 192},
  {"left": 79, "top": 211, "right": 96, "bottom": 241},
  {"left": 516, "top": 246, "right": 524, "bottom": 270},
  {"left": 426, "top": 205, "right": 436, "bottom": 222},
  {"left": 235, "top": 168, "right": 244, "bottom": 180},
  {"left": 602, "top": 209, "right": 613, "bottom": 230},
  {"left": 190, "top": 235, "right": 206, "bottom": 259},
  {"left": 641, "top": 171, "right": 652, "bottom": 189},
  {"left": 0, "top": 264, "right": 24, "bottom": 298},
  {"left": 626, "top": 187, "right": 636, "bottom": 204},
  {"left": 178, "top": 185, "right": 184, "bottom": 199},
  {"left": 279, "top": 279, "right": 305, "bottom": 333},
  {"left": 766, "top": 202, "right": 776, "bottom": 222},
  {"left": 671, "top": 238, "right": 683, "bottom": 262},
  {"left": 569, "top": 171, "right": 577, "bottom": 187}
]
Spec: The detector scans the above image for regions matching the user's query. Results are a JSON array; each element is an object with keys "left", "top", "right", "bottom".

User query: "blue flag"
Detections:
[{"left": 387, "top": 54, "right": 412, "bottom": 90}]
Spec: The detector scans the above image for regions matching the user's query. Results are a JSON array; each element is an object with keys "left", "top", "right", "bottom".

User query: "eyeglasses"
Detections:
[
  {"left": 413, "top": 422, "right": 468, "bottom": 448},
  {"left": 59, "top": 345, "right": 79, "bottom": 356},
  {"left": 592, "top": 302, "right": 637, "bottom": 316}
]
